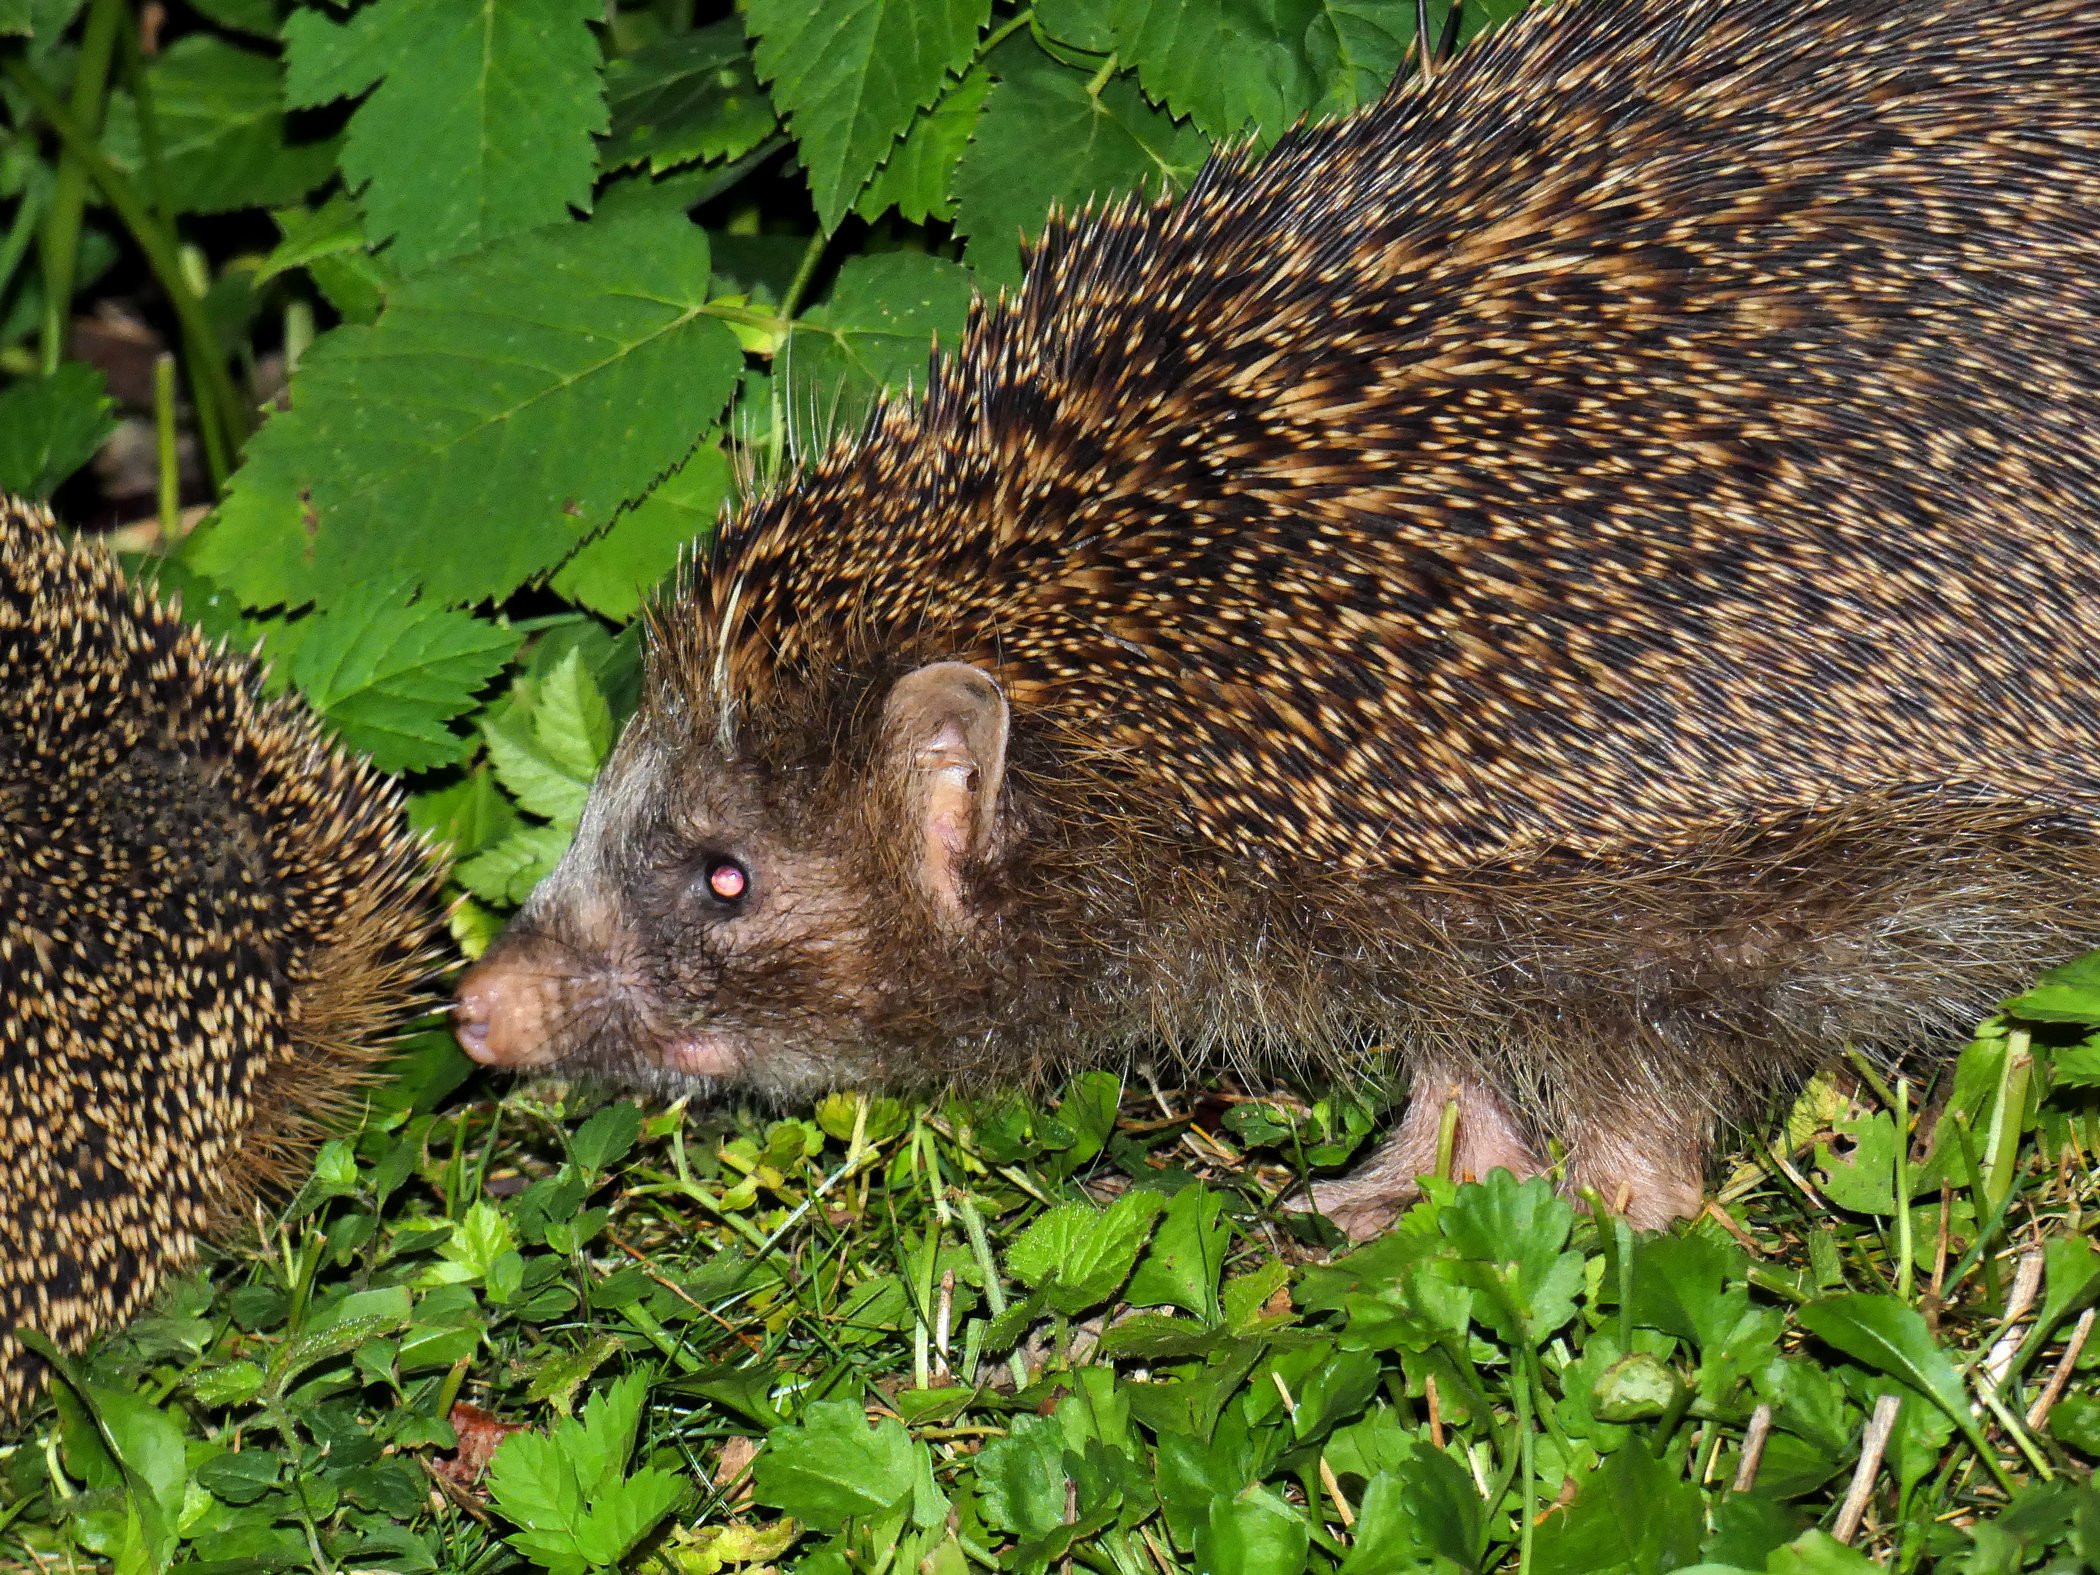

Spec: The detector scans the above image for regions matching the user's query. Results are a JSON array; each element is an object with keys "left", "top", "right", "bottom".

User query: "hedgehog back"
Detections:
[
  {"left": 684, "top": 0, "right": 2100, "bottom": 876},
  {"left": 0, "top": 499, "right": 442, "bottom": 1413}
]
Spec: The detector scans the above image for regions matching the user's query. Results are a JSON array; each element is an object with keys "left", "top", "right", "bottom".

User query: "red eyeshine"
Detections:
[{"left": 708, "top": 861, "right": 747, "bottom": 901}]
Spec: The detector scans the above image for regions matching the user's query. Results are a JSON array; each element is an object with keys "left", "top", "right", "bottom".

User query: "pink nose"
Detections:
[{"left": 453, "top": 954, "right": 556, "bottom": 1067}]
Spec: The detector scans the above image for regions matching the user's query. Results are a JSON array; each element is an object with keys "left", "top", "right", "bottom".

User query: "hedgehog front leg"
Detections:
[{"left": 1300, "top": 1063, "right": 1540, "bottom": 1240}]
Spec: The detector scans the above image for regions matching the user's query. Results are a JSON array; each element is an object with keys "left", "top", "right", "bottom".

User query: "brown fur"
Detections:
[
  {"left": 460, "top": 0, "right": 2100, "bottom": 1231},
  {"left": 0, "top": 497, "right": 444, "bottom": 1411}
]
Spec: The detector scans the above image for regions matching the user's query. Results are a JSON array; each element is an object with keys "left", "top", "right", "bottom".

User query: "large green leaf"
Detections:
[
  {"left": 747, "top": 0, "right": 989, "bottom": 231},
  {"left": 785, "top": 251, "right": 974, "bottom": 454},
  {"left": 194, "top": 211, "right": 741, "bottom": 607},
  {"left": 602, "top": 22, "right": 777, "bottom": 176},
  {"left": 103, "top": 36, "right": 337, "bottom": 214},
  {"left": 952, "top": 55, "right": 1210, "bottom": 286},
  {"left": 283, "top": 0, "right": 606, "bottom": 271},
  {"left": 855, "top": 64, "right": 991, "bottom": 225}
]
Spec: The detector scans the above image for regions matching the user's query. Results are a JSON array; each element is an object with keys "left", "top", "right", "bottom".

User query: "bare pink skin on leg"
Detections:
[
  {"left": 1563, "top": 1116, "right": 1708, "bottom": 1230},
  {"left": 1300, "top": 1065, "right": 1541, "bottom": 1241}
]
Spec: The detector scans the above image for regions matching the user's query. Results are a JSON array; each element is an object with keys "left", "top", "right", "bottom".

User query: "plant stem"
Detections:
[
  {"left": 154, "top": 351, "right": 178, "bottom": 540},
  {"left": 7, "top": 53, "right": 245, "bottom": 486},
  {"left": 37, "top": 0, "right": 124, "bottom": 374}
]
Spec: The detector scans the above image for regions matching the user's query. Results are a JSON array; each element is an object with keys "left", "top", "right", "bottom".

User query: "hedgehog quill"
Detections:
[
  {"left": 456, "top": 0, "right": 2100, "bottom": 1233},
  {"left": 0, "top": 497, "right": 443, "bottom": 1410}
]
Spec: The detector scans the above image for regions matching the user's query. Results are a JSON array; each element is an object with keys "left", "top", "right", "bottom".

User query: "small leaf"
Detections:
[
  {"left": 855, "top": 64, "right": 992, "bottom": 224},
  {"left": 785, "top": 251, "right": 974, "bottom": 453},
  {"left": 533, "top": 648, "right": 615, "bottom": 781},
  {"left": 552, "top": 441, "right": 732, "bottom": 621},
  {"left": 287, "top": 583, "right": 517, "bottom": 773},
  {"left": 572, "top": 1103, "right": 643, "bottom": 1173},
  {"left": 102, "top": 36, "right": 337, "bottom": 213},
  {"left": 1006, "top": 1191, "right": 1166, "bottom": 1314},
  {"left": 1194, "top": 1485, "right": 1311, "bottom": 1575},
  {"left": 455, "top": 824, "right": 574, "bottom": 905},
  {"left": 1797, "top": 1294, "right": 1983, "bottom": 1445},
  {"left": 0, "top": 363, "right": 116, "bottom": 498},
  {"left": 1125, "top": 1183, "right": 1228, "bottom": 1322},
  {"left": 751, "top": 1399, "right": 919, "bottom": 1529}
]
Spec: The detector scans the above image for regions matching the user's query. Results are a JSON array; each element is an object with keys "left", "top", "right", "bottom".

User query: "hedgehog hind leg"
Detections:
[{"left": 1295, "top": 1060, "right": 1540, "bottom": 1240}]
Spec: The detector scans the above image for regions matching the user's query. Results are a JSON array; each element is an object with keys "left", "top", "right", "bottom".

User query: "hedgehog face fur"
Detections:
[
  {"left": 459, "top": 0, "right": 2100, "bottom": 1233},
  {"left": 0, "top": 497, "right": 442, "bottom": 1413},
  {"left": 465, "top": 709, "right": 883, "bottom": 1099}
]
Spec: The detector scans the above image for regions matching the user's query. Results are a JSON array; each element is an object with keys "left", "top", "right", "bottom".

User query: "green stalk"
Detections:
[
  {"left": 153, "top": 351, "right": 178, "bottom": 539},
  {"left": 7, "top": 54, "right": 244, "bottom": 485},
  {"left": 1981, "top": 1028, "right": 2033, "bottom": 1213},
  {"left": 1894, "top": 1077, "right": 1914, "bottom": 1304},
  {"left": 36, "top": 0, "right": 124, "bottom": 374}
]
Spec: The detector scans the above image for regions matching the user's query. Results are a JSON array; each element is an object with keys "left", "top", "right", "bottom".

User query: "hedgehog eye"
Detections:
[{"left": 700, "top": 856, "right": 750, "bottom": 908}]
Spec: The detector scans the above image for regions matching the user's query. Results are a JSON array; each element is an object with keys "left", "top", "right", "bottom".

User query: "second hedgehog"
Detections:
[{"left": 456, "top": 0, "right": 2100, "bottom": 1232}]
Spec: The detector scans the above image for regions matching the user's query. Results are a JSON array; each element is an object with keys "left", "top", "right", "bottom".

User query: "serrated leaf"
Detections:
[
  {"left": 1104, "top": 0, "right": 1325, "bottom": 140},
  {"left": 553, "top": 440, "right": 732, "bottom": 621},
  {"left": 455, "top": 824, "right": 573, "bottom": 905},
  {"left": 751, "top": 1399, "right": 919, "bottom": 1529},
  {"left": 0, "top": 362, "right": 115, "bottom": 498},
  {"left": 786, "top": 251, "right": 974, "bottom": 454},
  {"left": 747, "top": 0, "right": 990, "bottom": 230},
  {"left": 953, "top": 57, "right": 1210, "bottom": 286},
  {"left": 484, "top": 711, "right": 592, "bottom": 824},
  {"left": 1195, "top": 1485, "right": 1311, "bottom": 1575},
  {"left": 286, "top": 584, "right": 516, "bottom": 772},
  {"left": 194, "top": 211, "right": 741, "bottom": 607},
  {"left": 283, "top": 0, "right": 606, "bottom": 271},
  {"left": 573, "top": 1466, "right": 686, "bottom": 1566},
  {"left": 603, "top": 22, "right": 778, "bottom": 176},
  {"left": 102, "top": 37, "right": 337, "bottom": 214},
  {"left": 533, "top": 648, "right": 614, "bottom": 780},
  {"left": 1006, "top": 1191, "right": 1166, "bottom": 1314},
  {"left": 1304, "top": 0, "right": 1426, "bottom": 119},
  {"left": 856, "top": 64, "right": 992, "bottom": 224}
]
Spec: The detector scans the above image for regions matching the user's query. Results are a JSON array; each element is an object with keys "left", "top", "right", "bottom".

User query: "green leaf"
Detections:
[
  {"left": 2006, "top": 949, "right": 2100, "bottom": 1024},
  {"left": 1005, "top": 1191, "right": 1166, "bottom": 1314},
  {"left": 603, "top": 22, "right": 778, "bottom": 175},
  {"left": 0, "top": 0, "right": 30, "bottom": 35},
  {"left": 1796, "top": 1295, "right": 1978, "bottom": 1439},
  {"left": 973, "top": 1414, "right": 1070, "bottom": 1541},
  {"left": 787, "top": 251, "right": 975, "bottom": 453},
  {"left": 0, "top": 362, "right": 116, "bottom": 498},
  {"left": 1438, "top": 1169, "right": 1583, "bottom": 1344},
  {"left": 747, "top": 0, "right": 991, "bottom": 230},
  {"left": 1125, "top": 1182, "right": 1228, "bottom": 1321},
  {"left": 102, "top": 36, "right": 337, "bottom": 213},
  {"left": 752, "top": 1399, "right": 919, "bottom": 1530},
  {"left": 283, "top": 0, "right": 607, "bottom": 271},
  {"left": 855, "top": 64, "right": 992, "bottom": 224},
  {"left": 195, "top": 211, "right": 741, "bottom": 607},
  {"left": 572, "top": 1102, "right": 643, "bottom": 1173},
  {"left": 484, "top": 708, "right": 593, "bottom": 824},
  {"left": 1303, "top": 0, "right": 1423, "bottom": 119},
  {"left": 1096, "top": 0, "right": 1325, "bottom": 141},
  {"left": 189, "top": 0, "right": 279, "bottom": 36},
  {"left": 285, "top": 583, "right": 517, "bottom": 772},
  {"left": 1534, "top": 1442, "right": 1704, "bottom": 1575},
  {"left": 953, "top": 55, "right": 1210, "bottom": 286},
  {"left": 1194, "top": 1485, "right": 1311, "bottom": 1575},
  {"left": 552, "top": 441, "right": 731, "bottom": 621},
  {"left": 456, "top": 823, "right": 574, "bottom": 905},
  {"left": 533, "top": 647, "right": 615, "bottom": 780}
]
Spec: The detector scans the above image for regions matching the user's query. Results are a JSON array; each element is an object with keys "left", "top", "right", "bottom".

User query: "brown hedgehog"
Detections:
[
  {"left": 455, "top": 0, "right": 2100, "bottom": 1233},
  {"left": 0, "top": 497, "right": 442, "bottom": 1410}
]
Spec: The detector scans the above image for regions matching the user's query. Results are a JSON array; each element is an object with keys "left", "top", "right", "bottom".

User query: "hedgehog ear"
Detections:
[{"left": 882, "top": 662, "right": 1008, "bottom": 920}]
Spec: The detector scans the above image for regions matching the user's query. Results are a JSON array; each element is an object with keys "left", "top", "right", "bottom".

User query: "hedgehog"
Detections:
[
  {"left": 0, "top": 496, "right": 443, "bottom": 1410},
  {"left": 454, "top": 0, "right": 2100, "bottom": 1234}
]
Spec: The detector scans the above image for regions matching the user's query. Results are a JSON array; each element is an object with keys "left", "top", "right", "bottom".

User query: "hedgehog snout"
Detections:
[{"left": 454, "top": 934, "right": 589, "bottom": 1069}]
